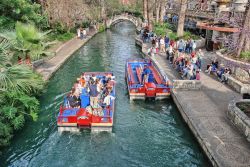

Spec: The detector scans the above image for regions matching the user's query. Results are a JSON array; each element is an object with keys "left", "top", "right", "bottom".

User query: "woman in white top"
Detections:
[{"left": 160, "top": 38, "right": 165, "bottom": 53}]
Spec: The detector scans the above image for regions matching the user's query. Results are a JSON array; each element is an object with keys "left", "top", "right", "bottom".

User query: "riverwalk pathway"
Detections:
[
  {"left": 136, "top": 37, "right": 250, "bottom": 167},
  {"left": 35, "top": 31, "right": 97, "bottom": 81}
]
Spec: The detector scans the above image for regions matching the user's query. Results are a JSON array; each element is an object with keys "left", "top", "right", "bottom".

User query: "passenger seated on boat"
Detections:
[
  {"left": 84, "top": 74, "right": 90, "bottom": 85},
  {"left": 96, "top": 78, "right": 104, "bottom": 92},
  {"left": 87, "top": 80, "right": 100, "bottom": 108},
  {"left": 67, "top": 88, "right": 81, "bottom": 108},
  {"left": 141, "top": 65, "right": 152, "bottom": 84},
  {"left": 73, "top": 79, "right": 82, "bottom": 95},
  {"left": 90, "top": 74, "right": 97, "bottom": 82},
  {"left": 103, "top": 92, "right": 115, "bottom": 114},
  {"left": 80, "top": 74, "right": 86, "bottom": 87}
]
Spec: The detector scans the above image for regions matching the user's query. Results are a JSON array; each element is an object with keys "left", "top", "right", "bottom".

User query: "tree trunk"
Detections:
[
  {"left": 147, "top": 0, "right": 154, "bottom": 30},
  {"left": 155, "top": 0, "right": 161, "bottom": 23},
  {"left": 101, "top": 0, "right": 106, "bottom": 19},
  {"left": 143, "top": 0, "right": 148, "bottom": 22},
  {"left": 237, "top": 4, "right": 250, "bottom": 57},
  {"left": 177, "top": 0, "right": 188, "bottom": 37},
  {"left": 159, "top": 0, "right": 166, "bottom": 24}
]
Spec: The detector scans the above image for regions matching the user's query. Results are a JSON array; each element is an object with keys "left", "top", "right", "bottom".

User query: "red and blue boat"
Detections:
[
  {"left": 125, "top": 58, "right": 171, "bottom": 100},
  {"left": 57, "top": 72, "right": 115, "bottom": 132}
]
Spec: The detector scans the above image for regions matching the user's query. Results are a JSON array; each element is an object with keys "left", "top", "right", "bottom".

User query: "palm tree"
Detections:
[
  {"left": 0, "top": 22, "right": 53, "bottom": 61},
  {"left": 0, "top": 40, "right": 42, "bottom": 140},
  {"left": 0, "top": 40, "right": 44, "bottom": 95}
]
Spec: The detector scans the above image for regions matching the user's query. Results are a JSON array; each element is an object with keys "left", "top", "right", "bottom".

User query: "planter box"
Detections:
[
  {"left": 227, "top": 76, "right": 250, "bottom": 94},
  {"left": 228, "top": 100, "right": 250, "bottom": 142}
]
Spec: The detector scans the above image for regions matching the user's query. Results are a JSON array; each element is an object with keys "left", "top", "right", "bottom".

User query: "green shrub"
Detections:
[
  {"left": 98, "top": 24, "right": 106, "bottom": 32},
  {"left": 82, "top": 21, "right": 90, "bottom": 28},
  {"left": 48, "top": 32, "right": 75, "bottom": 42},
  {"left": 169, "top": 32, "right": 178, "bottom": 40},
  {"left": 183, "top": 31, "right": 200, "bottom": 40},
  {"left": 0, "top": 16, "right": 15, "bottom": 31},
  {"left": 53, "top": 22, "right": 68, "bottom": 34}
]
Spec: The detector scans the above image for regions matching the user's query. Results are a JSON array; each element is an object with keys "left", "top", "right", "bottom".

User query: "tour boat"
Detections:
[
  {"left": 57, "top": 72, "right": 115, "bottom": 132},
  {"left": 125, "top": 58, "right": 171, "bottom": 100}
]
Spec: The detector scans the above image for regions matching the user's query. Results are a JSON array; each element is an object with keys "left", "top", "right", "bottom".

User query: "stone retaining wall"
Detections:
[
  {"left": 228, "top": 100, "right": 250, "bottom": 142},
  {"left": 173, "top": 80, "right": 202, "bottom": 90},
  {"left": 215, "top": 51, "right": 250, "bottom": 94}
]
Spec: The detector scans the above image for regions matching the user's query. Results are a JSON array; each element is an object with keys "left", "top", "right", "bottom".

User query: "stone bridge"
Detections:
[{"left": 106, "top": 14, "right": 142, "bottom": 29}]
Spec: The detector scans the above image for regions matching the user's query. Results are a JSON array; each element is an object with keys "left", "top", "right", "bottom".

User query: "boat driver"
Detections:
[{"left": 141, "top": 65, "right": 152, "bottom": 84}]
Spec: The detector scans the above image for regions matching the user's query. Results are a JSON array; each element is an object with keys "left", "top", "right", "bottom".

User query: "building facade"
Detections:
[{"left": 166, "top": 0, "right": 248, "bottom": 51}]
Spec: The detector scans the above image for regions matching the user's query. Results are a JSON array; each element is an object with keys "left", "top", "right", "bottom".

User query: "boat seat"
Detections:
[{"left": 149, "top": 66, "right": 162, "bottom": 84}]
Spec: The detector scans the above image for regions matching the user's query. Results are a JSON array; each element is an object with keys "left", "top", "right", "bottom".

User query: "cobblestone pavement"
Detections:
[
  {"left": 138, "top": 38, "right": 250, "bottom": 167},
  {"left": 35, "top": 31, "right": 97, "bottom": 81}
]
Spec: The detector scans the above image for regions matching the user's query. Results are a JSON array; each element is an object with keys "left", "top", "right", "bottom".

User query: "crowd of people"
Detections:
[
  {"left": 66, "top": 73, "right": 115, "bottom": 115},
  {"left": 140, "top": 26, "right": 233, "bottom": 83},
  {"left": 141, "top": 27, "right": 201, "bottom": 80}
]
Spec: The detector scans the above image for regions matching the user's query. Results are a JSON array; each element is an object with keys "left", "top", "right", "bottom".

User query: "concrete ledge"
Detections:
[
  {"left": 228, "top": 100, "right": 250, "bottom": 142},
  {"left": 227, "top": 76, "right": 250, "bottom": 94},
  {"left": 173, "top": 80, "right": 202, "bottom": 90},
  {"left": 216, "top": 51, "right": 250, "bottom": 71}
]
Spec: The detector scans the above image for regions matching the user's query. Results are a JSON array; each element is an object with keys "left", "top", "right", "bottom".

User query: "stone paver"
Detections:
[
  {"left": 35, "top": 31, "right": 97, "bottom": 81},
  {"left": 136, "top": 37, "right": 250, "bottom": 167}
]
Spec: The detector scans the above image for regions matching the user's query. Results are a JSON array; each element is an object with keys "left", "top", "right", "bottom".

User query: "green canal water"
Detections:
[{"left": 1, "top": 21, "right": 209, "bottom": 167}]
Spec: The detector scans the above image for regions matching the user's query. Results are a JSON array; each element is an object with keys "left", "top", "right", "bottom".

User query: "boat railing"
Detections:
[
  {"left": 83, "top": 72, "right": 114, "bottom": 76},
  {"left": 126, "top": 58, "right": 151, "bottom": 63}
]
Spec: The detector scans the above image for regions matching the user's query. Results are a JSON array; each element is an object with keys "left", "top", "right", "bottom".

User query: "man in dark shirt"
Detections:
[
  {"left": 88, "top": 81, "right": 99, "bottom": 108},
  {"left": 141, "top": 65, "right": 152, "bottom": 84}
]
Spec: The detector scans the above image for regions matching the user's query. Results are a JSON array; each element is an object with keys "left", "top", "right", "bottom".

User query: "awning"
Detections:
[{"left": 197, "top": 22, "right": 240, "bottom": 32}]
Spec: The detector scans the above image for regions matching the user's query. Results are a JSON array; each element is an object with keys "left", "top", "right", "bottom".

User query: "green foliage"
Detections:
[
  {"left": 0, "top": 16, "right": 15, "bottom": 31},
  {"left": 183, "top": 31, "right": 200, "bottom": 40},
  {"left": 0, "top": 121, "right": 13, "bottom": 147},
  {"left": 53, "top": 22, "right": 68, "bottom": 34},
  {"left": 153, "top": 23, "right": 200, "bottom": 41},
  {"left": 48, "top": 32, "right": 75, "bottom": 42},
  {"left": 240, "top": 51, "right": 250, "bottom": 60},
  {"left": 0, "top": 22, "right": 53, "bottom": 61},
  {"left": 0, "top": 0, "right": 48, "bottom": 30},
  {"left": 0, "top": 39, "right": 43, "bottom": 150},
  {"left": 98, "top": 24, "right": 106, "bottom": 32},
  {"left": 168, "top": 32, "right": 178, "bottom": 40},
  {"left": 81, "top": 21, "right": 91, "bottom": 29},
  {"left": 153, "top": 23, "right": 173, "bottom": 36}
]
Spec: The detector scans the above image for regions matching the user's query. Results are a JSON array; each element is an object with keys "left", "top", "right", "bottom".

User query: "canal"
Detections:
[{"left": 1, "top": 21, "right": 209, "bottom": 167}]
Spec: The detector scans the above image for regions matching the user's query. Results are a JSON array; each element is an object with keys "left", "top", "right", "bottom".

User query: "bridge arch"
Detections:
[{"left": 106, "top": 14, "right": 142, "bottom": 29}]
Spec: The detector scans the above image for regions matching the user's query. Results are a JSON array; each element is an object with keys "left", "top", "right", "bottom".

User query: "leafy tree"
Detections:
[{"left": 0, "top": 0, "right": 48, "bottom": 30}]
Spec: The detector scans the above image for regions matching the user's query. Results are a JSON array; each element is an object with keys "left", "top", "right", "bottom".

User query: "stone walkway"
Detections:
[
  {"left": 35, "top": 31, "right": 97, "bottom": 81},
  {"left": 137, "top": 38, "right": 250, "bottom": 167}
]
